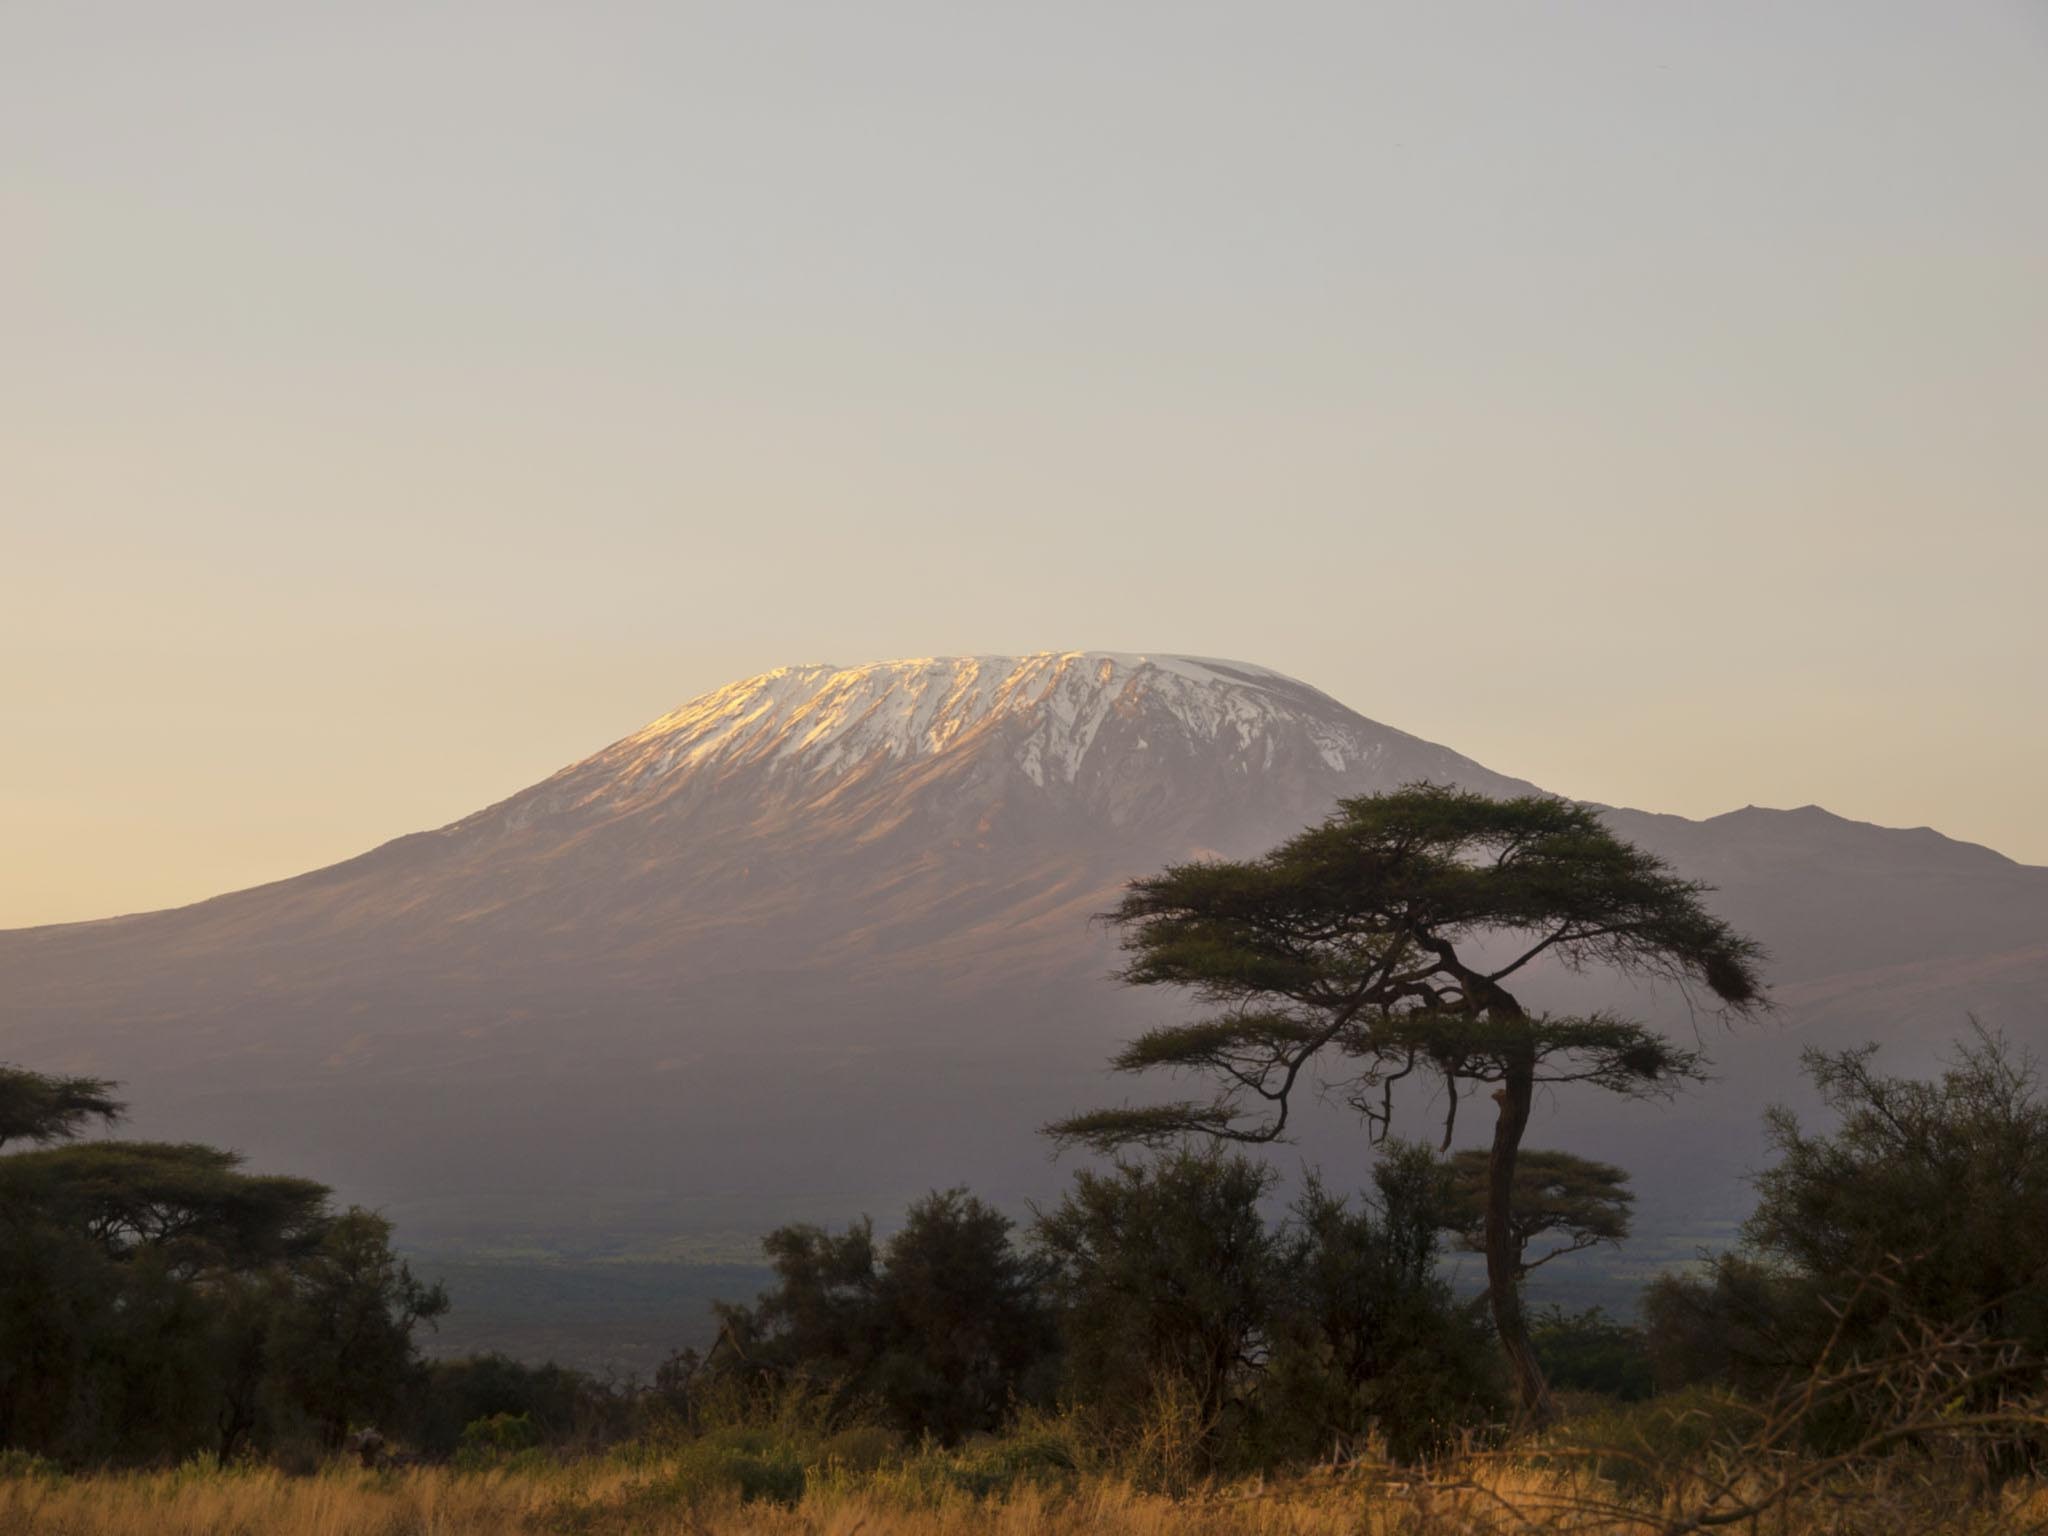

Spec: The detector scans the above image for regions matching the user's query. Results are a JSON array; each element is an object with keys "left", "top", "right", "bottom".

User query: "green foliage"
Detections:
[
  {"left": 1528, "top": 1306, "right": 1655, "bottom": 1402},
  {"left": 0, "top": 1140, "right": 334, "bottom": 1465},
  {"left": 869, "top": 1190, "right": 1060, "bottom": 1441},
  {"left": 876, "top": 1412, "right": 1090, "bottom": 1500},
  {"left": 1034, "top": 1148, "right": 1276, "bottom": 1455},
  {"left": 1443, "top": 1148, "right": 1633, "bottom": 1281},
  {"left": 0, "top": 1067, "right": 123, "bottom": 1152},
  {"left": 0, "top": 1448, "right": 63, "bottom": 1481},
  {"left": 0, "top": 1141, "right": 329, "bottom": 1277},
  {"left": 1545, "top": 1384, "right": 1758, "bottom": 1493},
  {"left": 1047, "top": 786, "right": 1763, "bottom": 1422},
  {"left": 409, "top": 1354, "right": 620, "bottom": 1459},
  {"left": 1646, "top": 1027, "right": 2048, "bottom": 1400},
  {"left": 268, "top": 1209, "right": 449, "bottom": 1449},
  {"left": 712, "top": 1188, "right": 1057, "bottom": 1445},
  {"left": 452, "top": 1412, "right": 541, "bottom": 1470},
  {"left": 1641, "top": 1256, "right": 1813, "bottom": 1393},
  {"left": 692, "top": 1152, "right": 1505, "bottom": 1479},
  {"left": 813, "top": 1423, "right": 898, "bottom": 1472},
  {"left": 1750, "top": 1028, "right": 2048, "bottom": 1358},
  {"left": 0, "top": 1067, "right": 446, "bottom": 1469},
  {"left": 660, "top": 1433, "right": 807, "bottom": 1507},
  {"left": 1263, "top": 1145, "right": 1505, "bottom": 1462},
  {"left": 1049, "top": 786, "right": 1759, "bottom": 1153}
]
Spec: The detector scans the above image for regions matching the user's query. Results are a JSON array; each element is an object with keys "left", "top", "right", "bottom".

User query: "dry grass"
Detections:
[{"left": 3, "top": 1458, "right": 2044, "bottom": 1536}]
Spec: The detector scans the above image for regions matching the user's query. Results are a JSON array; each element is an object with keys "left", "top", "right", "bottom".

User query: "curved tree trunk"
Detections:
[{"left": 1486, "top": 1053, "right": 1557, "bottom": 1427}]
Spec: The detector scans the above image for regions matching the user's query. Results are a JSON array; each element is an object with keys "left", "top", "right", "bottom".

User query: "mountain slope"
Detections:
[
  {"left": 2, "top": 651, "right": 2043, "bottom": 1285},
  {"left": 2, "top": 653, "right": 1533, "bottom": 1009}
]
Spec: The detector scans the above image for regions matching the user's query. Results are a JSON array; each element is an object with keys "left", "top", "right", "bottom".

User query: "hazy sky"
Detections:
[{"left": 4, "top": 2, "right": 2045, "bottom": 928}]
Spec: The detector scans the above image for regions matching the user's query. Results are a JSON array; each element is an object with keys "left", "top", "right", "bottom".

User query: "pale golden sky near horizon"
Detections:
[{"left": 3, "top": 2, "right": 2045, "bottom": 929}]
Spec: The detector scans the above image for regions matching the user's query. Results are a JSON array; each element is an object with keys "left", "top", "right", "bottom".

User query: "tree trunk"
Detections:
[{"left": 1486, "top": 1054, "right": 1557, "bottom": 1428}]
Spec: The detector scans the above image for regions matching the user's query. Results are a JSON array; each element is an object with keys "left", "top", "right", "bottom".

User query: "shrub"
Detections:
[
  {"left": 0, "top": 1448, "right": 62, "bottom": 1481},
  {"left": 409, "top": 1354, "right": 621, "bottom": 1457},
  {"left": 1547, "top": 1384, "right": 1757, "bottom": 1493},
  {"left": 1035, "top": 1148, "right": 1276, "bottom": 1462},
  {"left": 1530, "top": 1305, "right": 1655, "bottom": 1401},
  {"left": 1116, "top": 1371, "right": 1214, "bottom": 1497},
  {"left": 664, "top": 1438, "right": 806, "bottom": 1506},
  {"left": 707, "top": 1190, "right": 1057, "bottom": 1447},
  {"left": 1263, "top": 1149, "right": 1506, "bottom": 1464},
  {"left": 815, "top": 1423, "right": 897, "bottom": 1472},
  {"left": 453, "top": 1411, "right": 541, "bottom": 1470}
]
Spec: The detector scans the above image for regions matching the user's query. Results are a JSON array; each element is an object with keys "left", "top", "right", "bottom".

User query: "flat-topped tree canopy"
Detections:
[
  {"left": 1046, "top": 784, "right": 1767, "bottom": 1426},
  {"left": 1049, "top": 785, "right": 1765, "bottom": 1153},
  {"left": 1444, "top": 1148, "right": 1635, "bottom": 1279},
  {"left": 0, "top": 1066, "right": 125, "bottom": 1152},
  {"left": 0, "top": 1140, "right": 333, "bottom": 1277},
  {"left": 1112, "top": 785, "right": 1763, "bottom": 1003}
]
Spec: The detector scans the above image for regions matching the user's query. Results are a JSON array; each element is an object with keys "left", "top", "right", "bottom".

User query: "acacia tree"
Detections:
[
  {"left": 1047, "top": 785, "right": 1764, "bottom": 1423},
  {"left": 1442, "top": 1148, "right": 1633, "bottom": 1292},
  {"left": 0, "top": 1066, "right": 124, "bottom": 1151}
]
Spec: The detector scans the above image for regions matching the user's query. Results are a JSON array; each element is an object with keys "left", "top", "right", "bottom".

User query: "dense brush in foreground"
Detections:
[{"left": 3, "top": 1456, "right": 2044, "bottom": 1536}]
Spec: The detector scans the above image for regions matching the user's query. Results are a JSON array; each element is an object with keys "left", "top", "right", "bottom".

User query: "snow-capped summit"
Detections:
[
  {"left": 617, "top": 653, "right": 1316, "bottom": 783},
  {"left": 557, "top": 651, "right": 1515, "bottom": 813}
]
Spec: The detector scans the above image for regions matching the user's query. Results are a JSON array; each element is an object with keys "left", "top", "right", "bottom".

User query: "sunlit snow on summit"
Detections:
[{"left": 611, "top": 652, "right": 1370, "bottom": 789}]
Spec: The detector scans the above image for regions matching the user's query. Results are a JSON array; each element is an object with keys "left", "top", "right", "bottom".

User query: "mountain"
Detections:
[
  {"left": 4, "top": 652, "right": 2045, "bottom": 1361},
  {"left": 0, "top": 654, "right": 1531, "bottom": 1226}
]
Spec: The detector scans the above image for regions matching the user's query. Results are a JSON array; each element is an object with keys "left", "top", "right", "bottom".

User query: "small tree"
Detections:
[
  {"left": 1750, "top": 1026, "right": 2048, "bottom": 1350},
  {"left": 1443, "top": 1147, "right": 1633, "bottom": 1291},
  {"left": 0, "top": 1067, "right": 448, "bottom": 1466},
  {"left": 1650, "top": 1025, "right": 2048, "bottom": 1398},
  {"left": 1049, "top": 785, "right": 1764, "bottom": 1423},
  {"left": 714, "top": 1189, "right": 1055, "bottom": 1443},
  {"left": 872, "top": 1190, "right": 1057, "bottom": 1443},
  {"left": 269, "top": 1209, "right": 448, "bottom": 1449},
  {"left": 715, "top": 1216, "right": 882, "bottom": 1405},
  {"left": 1266, "top": 1144, "right": 1503, "bottom": 1462},
  {"left": 1033, "top": 1149, "right": 1277, "bottom": 1454}
]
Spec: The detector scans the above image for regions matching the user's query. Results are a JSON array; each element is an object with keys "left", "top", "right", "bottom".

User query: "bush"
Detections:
[
  {"left": 1530, "top": 1306, "right": 1655, "bottom": 1401},
  {"left": 453, "top": 1411, "right": 541, "bottom": 1470},
  {"left": 875, "top": 1417, "right": 1086, "bottom": 1502},
  {"left": 814, "top": 1423, "right": 897, "bottom": 1472},
  {"left": 1035, "top": 1148, "right": 1276, "bottom": 1463},
  {"left": 979, "top": 1408, "right": 1089, "bottom": 1480},
  {"left": 1546, "top": 1384, "right": 1757, "bottom": 1493},
  {"left": 710, "top": 1189, "right": 1058, "bottom": 1446},
  {"left": 1263, "top": 1149, "right": 1506, "bottom": 1464},
  {"left": 1116, "top": 1371, "right": 1214, "bottom": 1497},
  {"left": 408, "top": 1355, "right": 621, "bottom": 1458},
  {"left": 0, "top": 1448, "right": 62, "bottom": 1481},
  {"left": 665, "top": 1437, "right": 806, "bottom": 1506},
  {"left": 1642, "top": 1026, "right": 2048, "bottom": 1439}
]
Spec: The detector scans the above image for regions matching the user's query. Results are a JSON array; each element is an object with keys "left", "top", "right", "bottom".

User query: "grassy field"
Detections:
[{"left": 5, "top": 1437, "right": 2043, "bottom": 1536}]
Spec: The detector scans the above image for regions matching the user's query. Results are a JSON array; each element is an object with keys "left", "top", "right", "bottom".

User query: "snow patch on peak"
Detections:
[{"left": 600, "top": 652, "right": 1386, "bottom": 792}]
